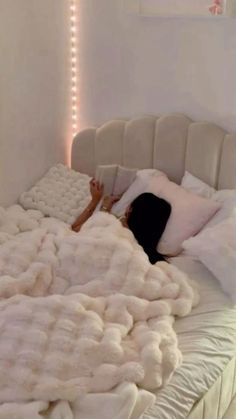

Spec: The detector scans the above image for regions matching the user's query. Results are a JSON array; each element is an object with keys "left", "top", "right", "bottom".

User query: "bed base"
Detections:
[{"left": 189, "top": 357, "right": 236, "bottom": 419}]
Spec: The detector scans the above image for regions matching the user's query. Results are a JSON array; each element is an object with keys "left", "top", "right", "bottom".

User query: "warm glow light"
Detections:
[{"left": 70, "top": 0, "right": 78, "bottom": 136}]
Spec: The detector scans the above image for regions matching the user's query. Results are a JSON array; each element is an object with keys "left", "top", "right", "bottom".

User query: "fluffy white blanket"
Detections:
[{"left": 0, "top": 206, "right": 199, "bottom": 418}]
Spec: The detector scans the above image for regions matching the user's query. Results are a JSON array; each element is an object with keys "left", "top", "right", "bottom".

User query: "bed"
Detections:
[
  {"left": 0, "top": 113, "right": 235, "bottom": 419},
  {"left": 71, "top": 113, "right": 236, "bottom": 419}
]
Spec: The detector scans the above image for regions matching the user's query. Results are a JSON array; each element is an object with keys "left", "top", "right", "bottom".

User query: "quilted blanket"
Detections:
[{"left": 0, "top": 206, "right": 199, "bottom": 418}]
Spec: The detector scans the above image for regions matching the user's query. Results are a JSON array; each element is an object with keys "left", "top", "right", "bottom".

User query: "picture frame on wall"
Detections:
[{"left": 125, "top": 0, "right": 236, "bottom": 17}]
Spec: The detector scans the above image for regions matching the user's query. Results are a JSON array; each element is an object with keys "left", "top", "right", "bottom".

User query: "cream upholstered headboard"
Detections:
[{"left": 71, "top": 114, "right": 236, "bottom": 190}]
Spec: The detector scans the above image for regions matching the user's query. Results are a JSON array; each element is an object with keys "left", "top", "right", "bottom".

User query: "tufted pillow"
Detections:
[
  {"left": 147, "top": 176, "right": 221, "bottom": 256},
  {"left": 19, "top": 164, "right": 91, "bottom": 224}
]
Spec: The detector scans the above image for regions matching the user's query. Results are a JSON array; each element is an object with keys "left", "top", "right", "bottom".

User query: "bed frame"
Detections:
[{"left": 71, "top": 113, "right": 236, "bottom": 419}]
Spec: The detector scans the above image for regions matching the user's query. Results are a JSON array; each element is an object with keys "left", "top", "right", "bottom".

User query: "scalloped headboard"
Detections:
[{"left": 71, "top": 114, "right": 236, "bottom": 190}]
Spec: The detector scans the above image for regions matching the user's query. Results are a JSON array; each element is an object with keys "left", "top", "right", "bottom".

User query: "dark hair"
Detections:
[{"left": 127, "top": 193, "right": 171, "bottom": 264}]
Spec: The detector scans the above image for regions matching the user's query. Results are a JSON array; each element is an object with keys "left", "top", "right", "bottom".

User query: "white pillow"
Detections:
[
  {"left": 181, "top": 171, "right": 236, "bottom": 229},
  {"left": 112, "top": 169, "right": 166, "bottom": 217},
  {"left": 183, "top": 216, "right": 236, "bottom": 302},
  {"left": 19, "top": 164, "right": 91, "bottom": 224},
  {"left": 147, "top": 175, "right": 221, "bottom": 256},
  {"left": 206, "top": 190, "right": 236, "bottom": 228},
  {"left": 181, "top": 171, "right": 216, "bottom": 198}
]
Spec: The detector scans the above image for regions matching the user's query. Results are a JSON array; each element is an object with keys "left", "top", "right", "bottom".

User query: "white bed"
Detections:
[
  {"left": 72, "top": 113, "right": 236, "bottom": 419},
  {"left": 144, "top": 256, "right": 236, "bottom": 419}
]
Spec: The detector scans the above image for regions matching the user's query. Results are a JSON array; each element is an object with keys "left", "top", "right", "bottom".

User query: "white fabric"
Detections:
[
  {"left": 181, "top": 172, "right": 236, "bottom": 229},
  {"left": 182, "top": 216, "right": 236, "bottom": 301},
  {"left": 144, "top": 255, "right": 236, "bottom": 419},
  {"left": 181, "top": 171, "right": 236, "bottom": 228},
  {"left": 0, "top": 207, "right": 198, "bottom": 418},
  {"left": 112, "top": 169, "right": 166, "bottom": 217},
  {"left": 181, "top": 171, "right": 216, "bottom": 198},
  {"left": 0, "top": 384, "right": 155, "bottom": 419},
  {"left": 0, "top": 204, "right": 44, "bottom": 243},
  {"left": 206, "top": 189, "right": 236, "bottom": 228},
  {"left": 147, "top": 175, "right": 221, "bottom": 256},
  {"left": 19, "top": 164, "right": 91, "bottom": 224}
]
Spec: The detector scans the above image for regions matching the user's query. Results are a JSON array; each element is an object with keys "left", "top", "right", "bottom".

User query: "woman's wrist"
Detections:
[
  {"left": 91, "top": 197, "right": 101, "bottom": 207},
  {"left": 100, "top": 202, "right": 110, "bottom": 212},
  {"left": 101, "top": 197, "right": 112, "bottom": 212},
  {"left": 101, "top": 205, "right": 110, "bottom": 212}
]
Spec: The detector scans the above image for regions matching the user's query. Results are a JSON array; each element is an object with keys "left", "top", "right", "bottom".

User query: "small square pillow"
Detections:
[
  {"left": 147, "top": 176, "right": 221, "bottom": 256},
  {"left": 183, "top": 216, "right": 236, "bottom": 302},
  {"left": 181, "top": 171, "right": 216, "bottom": 199},
  {"left": 19, "top": 164, "right": 91, "bottom": 224}
]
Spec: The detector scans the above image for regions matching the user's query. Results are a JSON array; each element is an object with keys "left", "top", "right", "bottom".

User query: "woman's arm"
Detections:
[
  {"left": 100, "top": 195, "right": 121, "bottom": 213},
  {"left": 72, "top": 179, "right": 103, "bottom": 232}
]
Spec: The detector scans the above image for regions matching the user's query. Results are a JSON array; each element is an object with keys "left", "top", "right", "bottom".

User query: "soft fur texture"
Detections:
[
  {"left": 19, "top": 164, "right": 91, "bottom": 224},
  {"left": 0, "top": 207, "right": 198, "bottom": 418},
  {"left": 0, "top": 384, "right": 155, "bottom": 419}
]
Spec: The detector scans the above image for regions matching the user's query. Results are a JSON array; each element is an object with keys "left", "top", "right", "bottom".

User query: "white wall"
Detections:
[
  {"left": 0, "top": 0, "right": 70, "bottom": 207},
  {"left": 79, "top": 0, "right": 236, "bottom": 132}
]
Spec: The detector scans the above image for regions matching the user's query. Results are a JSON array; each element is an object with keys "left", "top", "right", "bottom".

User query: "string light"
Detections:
[{"left": 70, "top": 0, "right": 78, "bottom": 135}]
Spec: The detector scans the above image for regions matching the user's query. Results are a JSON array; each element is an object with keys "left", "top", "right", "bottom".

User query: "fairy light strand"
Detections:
[{"left": 70, "top": 0, "right": 78, "bottom": 135}]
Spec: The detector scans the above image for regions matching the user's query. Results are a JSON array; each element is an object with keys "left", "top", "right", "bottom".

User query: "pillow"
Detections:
[
  {"left": 206, "top": 190, "right": 236, "bottom": 228},
  {"left": 181, "top": 171, "right": 216, "bottom": 198},
  {"left": 112, "top": 169, "right": 166, "bottom": 217},
  {"left": 95, "top": 165, "right": 137, "bottom": 196},
  {"left": 181, "top": 172, "right": 236, "bottom": 229},
  {"left": 183, "top": 216, "right": 236, "bottom": 302},
  {"left": 147, "top": 176, "right": 221, "bottom": 256},
  {"left": 19, "top": 164, "right": 91, "bottom": 224}
]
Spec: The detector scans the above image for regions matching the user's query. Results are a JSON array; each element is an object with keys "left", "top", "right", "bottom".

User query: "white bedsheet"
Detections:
[{"left": 143, "top": 256, "right": 236, "bottom": 419}]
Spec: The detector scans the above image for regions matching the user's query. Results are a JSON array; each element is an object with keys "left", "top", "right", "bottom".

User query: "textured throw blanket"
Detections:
[{"left": 0, "top": 206, "right": 199, "bottom": 418}]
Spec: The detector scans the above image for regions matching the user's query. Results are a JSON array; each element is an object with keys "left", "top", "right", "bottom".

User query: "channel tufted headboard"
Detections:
[{"left": 71, "top": 114, "right": 236, "bottom": 190}]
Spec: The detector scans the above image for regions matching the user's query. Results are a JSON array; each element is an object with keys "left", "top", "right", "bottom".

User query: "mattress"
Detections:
[{"left": 143, "top": 256, "right": 236, "bottom": 419}]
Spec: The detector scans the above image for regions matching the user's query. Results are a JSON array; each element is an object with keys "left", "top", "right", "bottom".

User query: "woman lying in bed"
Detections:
[{"left": 72, "top": 179, "right": 171, "bottom": 264}]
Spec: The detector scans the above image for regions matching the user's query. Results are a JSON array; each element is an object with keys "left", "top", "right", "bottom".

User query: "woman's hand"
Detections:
[
  {"left": 90, "top": 179, "right": 104, "bottom": 203},
  {"left": 119, "top": 215, "right": 128, "bottom": 228},
  {"left": 101, "top": 195, "right": 121, "bottom": 212}
]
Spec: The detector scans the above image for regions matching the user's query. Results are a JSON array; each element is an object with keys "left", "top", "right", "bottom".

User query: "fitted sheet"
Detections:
[{"left": 143, "top": 256, "right": 236, "bottom": 419}]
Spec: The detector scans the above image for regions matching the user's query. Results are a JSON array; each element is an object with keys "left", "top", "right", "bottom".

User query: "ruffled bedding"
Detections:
[
  {"left": 144, "top": 256, "right": 236, "bottom": 419},
  {"left": 0, "top": 205, "right": 198, "bottom": 418}
]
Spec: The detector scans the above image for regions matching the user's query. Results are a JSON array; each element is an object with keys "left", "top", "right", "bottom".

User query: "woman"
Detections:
[{"left": 72, "top": 179, "right": 171, "bottom": 264}]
